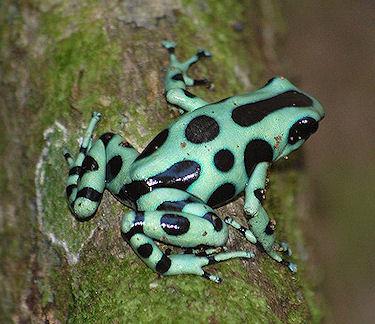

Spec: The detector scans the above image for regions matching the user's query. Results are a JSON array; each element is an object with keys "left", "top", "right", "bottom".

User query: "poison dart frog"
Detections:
[{"left": 64, "top": 41, "right": 325, "bottom": 283}]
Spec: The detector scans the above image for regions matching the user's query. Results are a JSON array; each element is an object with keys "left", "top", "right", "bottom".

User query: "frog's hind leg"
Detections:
[
  {"left": 162, "top": 40, "right": 210, "bottom": 112},
  {"left": 64, "top": 112, "right": 139, "bottom": 220},
  {"left": 121, "top": 209, "right": 254, "bottom": 283}
]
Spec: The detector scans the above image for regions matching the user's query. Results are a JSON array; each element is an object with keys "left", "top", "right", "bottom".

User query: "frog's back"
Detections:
[
  {"left": 128, "top": 99, "right": 256, "bottom": 207},
  {"left": 128, "top": 78, "right": 323, "bottom": 207}
]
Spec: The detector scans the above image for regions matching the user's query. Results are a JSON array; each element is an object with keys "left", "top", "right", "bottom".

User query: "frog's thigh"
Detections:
[
  {"left": 136, "top": 189, "right": 228, "bottom": 247},
  {"left": 124, "top": 209, "right": 228, "bottom": 248}
]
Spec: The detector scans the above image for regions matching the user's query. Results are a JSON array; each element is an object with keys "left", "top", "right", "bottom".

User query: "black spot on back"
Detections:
[
  {"left": 106, "top": 155, "right": 123, "bottom": 182},
  {"left": 119, "top": 161, "right": 200, "bottom": 203},
  {"left": 117, "top": 181, "right": 150, "bottom": 204},
  {"left": 99, "top": 132, "right": 115, "bottom": 147},
  {"left": 161, "top": 214, "right": 190, "bottom": 236},
  {"left": 149, "top": 160, "right": 201, "bottom": 191},
  {"left": 137, "top": 243, "right": 153, "bottom": 258},
  {"left": 185, "top": 115, "right": 220, "bottom": 144},
  {"left": 136, "top": 129, "right": 169, "bottom": 161},
  {"left": 203, "top": 212, "right": 223, "bottom": 231},
  {"left": 155, "top": 254, "right": 172, "bottom": 274},
  {"left": 244, "top": 139, "right": 273, "bottom": 177},
  {"left": 214, "top": 149, "right": 235, "bottom": 172},
  {"left": 232, "top": 90, "right": 313, "bottom": 127},
  {"left": 207, "top": 183, "right": 236, "bottom": 208}
]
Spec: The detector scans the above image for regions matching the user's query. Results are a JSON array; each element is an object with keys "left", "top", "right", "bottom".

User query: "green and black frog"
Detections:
[{"left": 64, "top": 41, "right": 325, "bottom": 283}]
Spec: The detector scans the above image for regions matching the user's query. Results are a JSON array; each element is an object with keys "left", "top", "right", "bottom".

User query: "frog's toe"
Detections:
[
  {"left": 162, "top": 40, "right": 176, "bottom": 49},
  {"left": 197, "top": 49, "right": 212, "bottom": 58},
  {"left": 244, "top": 251, "right": 256, "bottom": 259},
  {"left": 275, "top": 241, "right": 292, "bottom": 256},
  {"left": 288, "top": 262, "right": 297, "bottom": 273},
  {"left": 63, "top": 147, "right": 74, "bottom": 166},
  {"left": 202, "top": 270, "right": 222, "bottom": 284},
  {"left": 281, "top": 259, "right": 298, "bottom": 273},
  {"left": 92, "top": 111, "right": 102, "bottom": 120}
]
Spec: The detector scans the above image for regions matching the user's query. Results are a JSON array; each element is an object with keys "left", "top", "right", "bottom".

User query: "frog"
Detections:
[{"left": 64, "top": 40, "right": 325, "bottom": 283}]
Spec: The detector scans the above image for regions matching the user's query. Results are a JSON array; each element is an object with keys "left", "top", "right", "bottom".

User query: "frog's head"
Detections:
[{"left": 261, "top": 77, "right": 325, "bottom": 160}]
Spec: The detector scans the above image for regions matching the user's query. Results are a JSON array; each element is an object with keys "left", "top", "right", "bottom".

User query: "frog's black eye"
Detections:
[{"left": 288, "top": 117, "right": 318, "bottom": 144}]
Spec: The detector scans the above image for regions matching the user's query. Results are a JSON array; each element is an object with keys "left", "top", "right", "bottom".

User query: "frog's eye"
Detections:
[{"left": 288, "top": 117, "right": 318, "bottom": 144}]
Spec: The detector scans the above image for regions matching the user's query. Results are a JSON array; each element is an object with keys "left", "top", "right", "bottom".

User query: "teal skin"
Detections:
[{"left": 64, "top": 41, "right": 325, "bottom": 283}]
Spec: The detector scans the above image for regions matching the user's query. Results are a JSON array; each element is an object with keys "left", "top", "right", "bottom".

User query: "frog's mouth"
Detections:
[{"left": 288, "top": 117, "right": 319, "bottom": 144}]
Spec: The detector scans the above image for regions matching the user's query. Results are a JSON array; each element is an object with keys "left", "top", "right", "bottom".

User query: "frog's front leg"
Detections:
[
  {"left": 121, "top": 195, "right": 254, "bottom": 283},
  {"left": 64, "top": 112, "right": 139, "bottom": 220},
  {"left": 244, "top": 162, "right": 297, "bottom": 272},
  {"left": 162, "top": 40, "right": 211, "bottom": 112}
]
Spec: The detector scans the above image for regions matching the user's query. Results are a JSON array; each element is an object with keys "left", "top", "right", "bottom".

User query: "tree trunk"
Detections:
[{"left": 0, "top": 1, "right": 322, "bottom": 322}]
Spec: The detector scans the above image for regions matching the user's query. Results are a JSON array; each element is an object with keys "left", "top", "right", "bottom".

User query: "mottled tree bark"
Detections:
[{"left": 0, "top": 1, "right": 321, "bottom": 322}]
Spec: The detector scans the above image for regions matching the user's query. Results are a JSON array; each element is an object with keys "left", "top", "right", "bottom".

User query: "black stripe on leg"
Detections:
[
  {"left": 69, "top": 166, "right": 82, "bottom": 177},
  {"left": 155, "top": 254, "right": 172, "bottom": 274},
  {"left": 81, "top": 155, "right": 99, "bottom": 175},
  {"left": 137, "top": 243, "right": 153, "bottom": 258},
  {"left": 76, "top": 187, "right": 102, "bottom": 202},
  {"left": 66, "top": 184, "right": 77, "bottom": 197},
  {"left": 122, "top": 213, "right": 145, "bottom": 241},
  {"left": 64, "top": 152, "right": 72, "bottom": 160}
]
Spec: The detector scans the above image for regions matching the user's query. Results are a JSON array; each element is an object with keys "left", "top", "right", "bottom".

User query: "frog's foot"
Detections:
[
  {"left": 268, "top": 249, "right": 297, "bottom": 273},
  {"left": 202, "top": 271, "right": 222, "bottom": 284},
  {"left": 224, "top": 217, "right": 257, "bottom": 244},
  {"left": 162, "top": 40, "right": 211, "bottom": 112},
  {"left": 274, "top": 241, "right": 292, "bottom": 257},
  {"left": 63, "top": 112, "right": 101, "bottom": 167},
  {"left": 162, "top": 40, "right": 176, "bottom": 53},
  {"left": 192, "top": 246, "right": 227, "bottom": 256}
]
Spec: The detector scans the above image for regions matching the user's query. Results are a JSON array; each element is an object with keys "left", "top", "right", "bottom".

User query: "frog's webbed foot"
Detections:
[
  {"left": 224, "top": 217, "right": 257, "bottom": 244},
  {"left": 268, "top": 249, "right": 297, "bottom": 273},
  {"left": 162, "top": 40, "right": 211, "bottom": 112},
  {"left": 274, "top": 241, "right": 292, "bottom": 257}
]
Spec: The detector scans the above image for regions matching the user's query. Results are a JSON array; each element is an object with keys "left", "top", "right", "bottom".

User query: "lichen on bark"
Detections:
[{"left": 0, "top": 0, "right": 322, "bottom": 322}]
